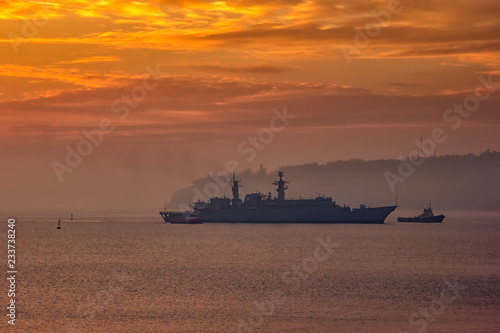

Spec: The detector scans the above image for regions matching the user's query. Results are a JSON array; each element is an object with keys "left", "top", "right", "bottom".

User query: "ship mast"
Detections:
[
  {"left": 231, "top": 173, "right": 242, "bottom": 208},
  {"left": 273, "top": 171, "right": 289, "bottom": 202}
]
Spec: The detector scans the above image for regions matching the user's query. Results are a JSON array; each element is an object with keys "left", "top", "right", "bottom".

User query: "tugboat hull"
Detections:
[{"left": 397, "top": 214, "right": 445, "bottom": 223}]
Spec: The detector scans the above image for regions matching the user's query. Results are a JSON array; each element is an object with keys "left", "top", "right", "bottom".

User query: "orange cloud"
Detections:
[
  {"left": 56, "top": 55, "right": 122, "bottom": 64},
  {"left": 0, "top": 0, "right": 498, "bottom": 143}
]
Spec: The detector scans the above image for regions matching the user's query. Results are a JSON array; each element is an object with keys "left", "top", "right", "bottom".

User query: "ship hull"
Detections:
[
  {"left": 171, "top": 218, "right": 204, "bottom": 224},
  {"left": 188, "top": 205, "right": 397, "bottom": 223},
  {"left": 397, "top": 214, "right": 445, "bottom": 223},
  {"left": 159, "top": 211, "right": 184, "bottom": 223}
]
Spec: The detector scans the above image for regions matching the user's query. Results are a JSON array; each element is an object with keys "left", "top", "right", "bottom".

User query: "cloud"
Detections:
[
  {"left": 56, "top": 56, "right": 122, "bottom": 64},
  {"left": 1, "top": 74, "right": 498, "bottom": 147},
  {"left": 188, "top": 64, "right": 299, "bottom": 74},
  {"left": 384, "top": 41, "right": 500, "bottom": 58},
  {"left": 386, "top": 82, "right": 424, "bottom": 87}
]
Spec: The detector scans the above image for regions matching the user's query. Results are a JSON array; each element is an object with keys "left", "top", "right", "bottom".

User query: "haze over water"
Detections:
[{"left": 5, "top": 210, "right": 499, "bottom": 332}]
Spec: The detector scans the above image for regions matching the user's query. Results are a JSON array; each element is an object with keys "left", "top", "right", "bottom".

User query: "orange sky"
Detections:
[{"left": 1, "top": 0, "right": 499, "bottom": 211}]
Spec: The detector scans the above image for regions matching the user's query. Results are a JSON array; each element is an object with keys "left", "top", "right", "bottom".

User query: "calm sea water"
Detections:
[{"left": 2, "top": 211, "right": 499, "bottom": 332}]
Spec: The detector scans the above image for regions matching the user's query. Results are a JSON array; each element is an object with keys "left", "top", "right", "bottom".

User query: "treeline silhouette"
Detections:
[{"left": 167, "top": 151, "right": 500, "bottom": 211}]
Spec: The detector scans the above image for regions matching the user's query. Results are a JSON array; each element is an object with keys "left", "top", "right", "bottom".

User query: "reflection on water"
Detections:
[{"left": 4, "top": 211, "right": 500, "bottom": 332}]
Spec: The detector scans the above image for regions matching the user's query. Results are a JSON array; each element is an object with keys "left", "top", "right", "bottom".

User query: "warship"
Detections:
[{"left": 160, "top": 172, "right": 397, "bottom": 223}]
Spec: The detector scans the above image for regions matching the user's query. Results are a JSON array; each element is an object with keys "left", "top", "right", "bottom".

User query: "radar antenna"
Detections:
[
  {"left": 272, "top": 171, "right": 289, "bottom": 201},
  {"left": 231, "top": 173, "right": 242, "bottom": 207}
]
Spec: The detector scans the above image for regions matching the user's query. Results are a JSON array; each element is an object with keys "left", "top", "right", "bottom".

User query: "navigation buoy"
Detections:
[
  {"left": 57, "top": 218, "right": 61, "bottom": 229},
  {"left": 70, "top": 212, "right": 73, "bottom": 221}
]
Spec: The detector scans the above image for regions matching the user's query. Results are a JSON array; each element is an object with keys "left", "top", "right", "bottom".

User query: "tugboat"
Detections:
[{"left": 397, "top": 203, "right": 445, "bottom": 223}]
